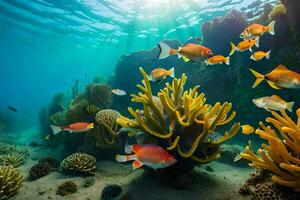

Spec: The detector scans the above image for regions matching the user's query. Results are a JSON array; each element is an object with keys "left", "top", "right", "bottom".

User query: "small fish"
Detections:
[
  {"left": 253, "top": 95, "right": 294, "bottom": 112},
  {"left": 7, "top": 105, "right": 18, "bottom": 112},
  {"left": 250, "top": 50, "right": 271, "bottom": 61},
  {"left": 157, "top": 42, "right": 213, "bottom": 62},
  {"left": 50, "top": 122, "right": 94, "bottom": 135},
  {"left": 234, "top": 153, "right": 242, "bottom": 162},
  {"left": 116, "top": 144, "right": 177, "bottom": 170},
  {"left": 230, "top": 37, "right": 259, "bottom": 55},
  {"left": 149, "top": 67, "right": 175, "bottom": 83},
  {"left": 112, "top": 89, "right": 127, "bottom": 96},
  {"left": 240, "top": 21, "right": 275, "bottom": 40},
  {"left": 249, "top": 65, "right": 300, "bottom": 89},
  {"left": 241, "top": 124, "right": 255, "bottom": 135},
  {"left": 205, "top": 55, "right": 230, "bottom": 65}
]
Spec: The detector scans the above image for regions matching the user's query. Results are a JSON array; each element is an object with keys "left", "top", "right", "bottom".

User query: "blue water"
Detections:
[{"left": 0, "top": 0, "right": 275, "bottom": 129}]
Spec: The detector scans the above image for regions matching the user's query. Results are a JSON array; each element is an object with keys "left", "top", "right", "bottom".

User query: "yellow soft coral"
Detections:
[
  {"left": 241, "top": 108, "right": 300, "bottom": 191},
  {"left": 117, "top": 67, "right": 240, "bottom": 163}
]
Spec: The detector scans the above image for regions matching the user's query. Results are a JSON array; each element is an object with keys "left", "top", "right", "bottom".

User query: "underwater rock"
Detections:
[
  {"left": 29, "top": 162, "right": 52, "bottom": 180},
  {"left": 219, "top": 144, "right": 248, "bottom": 167},
  {"left": 61, "top": 153, "right": 96, "bottom": 175},
  {"left": 38, "top": 157, "right": 60, "bottom": 169},
  {"left": 56, "top": 181, "right": 78, "bottom": 196},
  {"left": 82, "top": 176, "right": 96, "bottom": 188},
  {"left": 0, "top": 165, "right": 23, "bottom": 200},
  {"left": 101, "top": 184, "right": 122, "bottom": 200},
  {"left": 0, "top": 153, "right": 24, "bottom": 168}
]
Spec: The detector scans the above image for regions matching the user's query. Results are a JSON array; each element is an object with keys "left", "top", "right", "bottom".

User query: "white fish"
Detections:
[
  {"left": 234, "top": 153, "right": 242, "bottom": 162},
  {"left": 112, "top": 89, "right": 127, "bottom": 96}
]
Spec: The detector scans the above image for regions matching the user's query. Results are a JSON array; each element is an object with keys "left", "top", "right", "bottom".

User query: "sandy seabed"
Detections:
[{"left": 11, "top": 146, "right": 254, "bottom": 200}]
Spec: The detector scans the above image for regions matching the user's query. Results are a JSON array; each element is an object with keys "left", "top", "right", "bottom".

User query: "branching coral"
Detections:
[
  {"left": 0, "top": 153, "right": 24, "bottom": 168},
  {"left": 94, "top": 109, "right": 121, "bottom": 147},
  {"left": 61, "top": 153, "right": 96, "bottom": 175},
  {"left": 241, "top": 108, "right": 300, "bottom": 191},
  {"left": 117, "top": 67, "right": 240, "bottom": 163},
  {"left": 0, "top": 165, "right": 23, "bottom": 200}
]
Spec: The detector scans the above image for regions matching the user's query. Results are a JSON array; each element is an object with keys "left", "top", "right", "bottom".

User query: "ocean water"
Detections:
[{"left": 1, "top": 0, "right": 300, "bottom": 199}]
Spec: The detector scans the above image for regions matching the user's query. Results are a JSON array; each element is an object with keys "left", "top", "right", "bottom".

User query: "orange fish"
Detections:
[
  {"left": 249, "top": 65, "right": 300, "bottom": 89},
  {"left": 149, "top": 67, "right": 174, "bottom": 83},
  {"left": 157, "top": 42, "right": 213, "bottom": 62},
  {"left": 116, "top": 144, "right": 177, "bottom": 170},
  {"left": 240, "top": 21, "right": 275, "bottom": 40},
  {"left": 230, "top": 37, "right": 259, "bottom": 55},
  {"left": 50, "top": 122, "right": 94, "bottom": 135},
  {"left": 250, "top": 50, "right": 271, "bottom": 61},
  {"left": 205, "top": 55, "right": 230, "bottom": 65}
]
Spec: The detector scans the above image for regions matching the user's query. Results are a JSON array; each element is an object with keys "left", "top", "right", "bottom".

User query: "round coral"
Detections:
[
  {"left": 29, "top": 162, "right": 52, "bottom": 180},
  {"left": 38, "top": 157, "right": 60, "bottom": 169},
  {"left": 0, "top": 153, "right": 24, "bottom": 168},
  {"left": 0, "top": 165, "right": 23, "bottom": 200},
  {"left": 95, "top": 109, "right": 121, "bottom": 133},
  {"left": 61, "top": 153, "right": 96, "bottom": 175},
  {"left": 56, "top": 181, "right": 78, "bottom": 196},
  {"left": 101, "top": 184, "right": 122, "bottom": 200}
]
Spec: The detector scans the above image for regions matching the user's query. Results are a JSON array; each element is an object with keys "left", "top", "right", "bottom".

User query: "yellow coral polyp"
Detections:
[
  {"left": 117, "top": 67, "right": 240, "bottom": 163},
  {"left": 241, "top": 108, "right": 300, "bottom": 191}
]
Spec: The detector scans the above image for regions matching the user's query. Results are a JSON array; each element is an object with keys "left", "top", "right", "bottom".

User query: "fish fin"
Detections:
[
  {"left": 265, "top": 50, "right": 271, "bottom": 59},
  {"left": 131, "top": 144, "right": 142, "bottom": 153},
  {"left": 249, "top": 68, "right": 265, "bottom": 88},
  {"left": 177, "top": 54, "right": 182, "bottom": 58},
  {"left": 286, "top": 102, "right": 295, "bottom": 112},
  {"left": 275, "top": 64, "right": 288, "bottom": 71},
  {"left": 168, "top": 67, "right": 175, "bottom": 78},
  {"left": 157, "top": 42, "right": 171, "bottom": 59},
  {"left": 265, "top": 108, "right": 272, "bottom": 112},
  {"left": 234, "top": 153, "right": 242, "bottom": 162},
  {"left": 250, "top": 54, "right": 255, "bottom": 61},
  {"left": 115, "top": 154, "right": 136, "bottom": 162},
  {"left": 204, "top": 60, "right": 209, "bottom": 65},
  {"left": 254, "top": 37, "right": 260, "bottom": 48},
  {"left": 229, "top": 42, "right": 236, "bottom": 56},
  {"left": 50, "top": 125, "right": 63, "bottom": 135},
  {"left": 184, "top": 43, "right": 196, "bottom": 47},
  {"left": 270, "top": 95, "right": 283, "bottom": 101},
  {"left": 182, "top": 56, "right": 190, "bottom": 62},
  {"left": 225, "top": 56, "right": 230, "bottom": 65},
  {"left": 267, "top": 80, "right": 283, "bottom": 90},
  {"left": 132, "top": 160, "right": 143, "bottom": 170},
  {"left": 268, "top": 20, "right": 275, "bottom": 35},
  {"left": 88, "top": 123, "right": 94, "bottom": 129},
  {"left": 249, "top": 48, "right": 253, "bottom": 52}
]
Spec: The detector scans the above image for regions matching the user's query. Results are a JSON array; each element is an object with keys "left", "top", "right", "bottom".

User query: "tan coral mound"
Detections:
[
  {"left": 61, "top": 153, "right": 96, "bottom": 175},
  {"left": 117, "top": 67, "right": 240, "bottom": 163},
  {"left": 269, "top": 3, "right": 287, "bottom": 20},
  {"left": 0, "top": 153, "right": 24, "bottom": 168},
  {"left": 0, "top": 165, "right": 23, "bottom": 200},
  {"left": 241, "top": 108, "right": 300, "bottom": 191}
]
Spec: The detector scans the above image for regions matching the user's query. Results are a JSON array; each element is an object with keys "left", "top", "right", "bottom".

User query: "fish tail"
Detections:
[
  {"left": 265, "top": 50, "right": 271, "bottom": 59},
  {"left": 254, "top": 37, "right": 260, "bottom": 48},
  {"left": 115, "top": 154, "right": 136, "bottom": 162},
  {"left": 229, "top": 42, "right": 236, "bottom": 56},
  {"left": 168, "top": 67, "right": 175, "bottom": 78},
  {"left": 157, "top": 42, "right": 172, "bottom": 59},
  {"left": 286, "top": 102, "right": 295, "bottom": 112},
  {"left": 50, "top": 125, "right": 63, "bottom": 135},
  {"left": 268, "top": 20, "right": 275, "bottom": 35},
  {"left": 249, "top": 68, "right": 265, "bottom": 88},
  {"left": 225, "top": 56, "right": 230, "bottom": 65}
]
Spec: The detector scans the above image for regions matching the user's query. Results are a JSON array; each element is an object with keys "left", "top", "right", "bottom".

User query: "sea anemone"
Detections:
[
  {"left": 0, "top": 165, "right": 23, "bottom": 200},
  {"left": 61, "top": 153, "right": 96, "bottom": 175},
  {"left": 56, "top": 181, "right": 78, "bottom": 196},
  {"left": 0, "top": 153, "right": 24, "bottom": 168}
]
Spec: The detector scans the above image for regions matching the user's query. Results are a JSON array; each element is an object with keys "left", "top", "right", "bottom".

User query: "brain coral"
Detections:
[
  {"left": 61, "top": 153, "right": 96, "bottom": 175},
  {"left": 0, "top": 153, "right": 24, "bottom": 168},
  {"left": 29, "top": 162, "right": 52, "bottom": 180},
  {"left": 0, "top": 165, "right": 23, "bottom": 200}
]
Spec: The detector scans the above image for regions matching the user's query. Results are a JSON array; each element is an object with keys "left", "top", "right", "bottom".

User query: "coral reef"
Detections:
[
  {"left": 0, "top": 143, "right": 29, "bottom": 157},
  {"left": 0, "top": 153, "right": 24, "bottom": 168},
  {"left": 0, "top": 165, "right": 23, "bottom": 200},
  {"left": 56, "top": 181, "right": 78, "bottom": 196},
  {"left": 241, "top": 108, "right": 300, "bottom": 191},
  {"left": 93, "top": 109, "right": 121, "bottom": 147},
  {"left": 29, "top": 162, "right": 52, "bottom": 180},
  {"left": 101, "top": 184, "right": 122, "bottom": 200},
  {"left": 86, "top": 83, "right": 112, "bottom": 109},
  {"left": 38, "top": 157, "right": 60, "bottom": 169},
  {"left": 65, "top": 100, "right": 90, "bottom": 124},
  {"left": 117, "top": 68, "right": 240, "bottom": 164},
  {"left": 61, "top": 153, "right": 96, "bottom": 175},
  {"left": 269, "top": 3, "right": 287, "bottom": 20}
]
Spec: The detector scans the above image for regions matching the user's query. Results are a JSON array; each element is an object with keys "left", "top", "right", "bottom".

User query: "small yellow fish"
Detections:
[
  {"left": 250, "top": 50, "right": 271, "bottom": 61},
  {"left": 241, "top": 124, "right": 255, "bottom": 135},
  {"left": 149, "top": 67, "right": 175, "bottom": 83},
  {"left": 240, "top": 21, "right": 275, "bottom": 40},
  {"left": 230, "top": 37, "right": 259, "bottom": 55},
  {"left": 252, "top": 95, "right": 294, "bottom": 112},
  {"left": 205, "top": 55, "right": 230, "bottom": 65}
]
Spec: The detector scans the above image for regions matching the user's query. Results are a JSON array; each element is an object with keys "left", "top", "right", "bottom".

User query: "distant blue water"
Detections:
[{"left": 0, "top": 0, "right": 275, "bottom": 129}]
